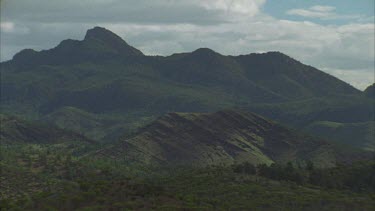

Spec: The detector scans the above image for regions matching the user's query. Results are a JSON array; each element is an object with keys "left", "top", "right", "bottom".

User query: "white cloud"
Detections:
[
  {"left": 310, "top": 5, "right": 335, "bottom": 12},
  {"left": 287, "top": 9, "right": 333, "bottom": 18},
  {"left": 286, "top": 5, "right": 360, "bottom": 20},
  {"left": 0, "top": 21, "right": 30, "bottom": 34},
  {"left": 198, "top": 0, "right": 266, "bottom": 16},
  {"left": 0, "top": 22, "right": 15, "bottom": 32}
]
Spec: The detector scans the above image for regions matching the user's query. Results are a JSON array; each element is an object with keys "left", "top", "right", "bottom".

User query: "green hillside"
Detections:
[
  {"left": 246, "top": 95, "right": 374, "bottom": 151},
  {"left": 1, "top": 142, "right": 374, "bottom": 210},
  {"left": 96, "top": 110, "right": 370, "bottom": 167},
  {"left": 0, "top": 114, "right": 93, "bottom": 145},
  {"left": 40, "top": 106, "right": 156, "bottom": 142},
  {"left": 305, "top": 121, "right": 375, "bottom": 151}
]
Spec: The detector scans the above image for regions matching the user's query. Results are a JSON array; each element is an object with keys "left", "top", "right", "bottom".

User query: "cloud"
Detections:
[
  {"left": 0, "top": 0, "right": 268, "bottom": 26},
  {"left": 0, "top": 22, "right": 14, "bottom": 32},
  {"left": 0, "top": 21, "right": 29, "bottom": 34},
  {"left": 198, "top": 0, "right": 266, "bottom": 16},
  {"left": 310, "top": 5, "right": 335, "bottom": 12},
  {"left": 0, "top": 0, "right": 374, "bottom": 89},
  {"left": 286, "top": 5, "right": 359, "bottom": 20},
  {"left": 321, "top": 67, "right": 374, "bottom": 90},
  {"left": 1, "top": 0, "right": 227, "bottom": 25}
]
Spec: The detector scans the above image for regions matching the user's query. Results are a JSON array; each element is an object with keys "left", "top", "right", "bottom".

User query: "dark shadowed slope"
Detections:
[
  {"left": 364, "top": 83, "right": 375, "bottom": 99},
  {"left": 247, "top": 95, "right": 375, "bottom": 151},
  {"left": 305, "top": 121, "right": 375, "bottom": 152},
  {"left": 97, "top": 110, "right": 343, "bottom": 167},
  {"left": 0, "top": 114, "right": 93, "bottom": 145},
  {"left": 7, "top": 27, "right": 143, "bottom": 67},
  {"left": 234, "top": 52, "right": 360, "bottom": 98}
]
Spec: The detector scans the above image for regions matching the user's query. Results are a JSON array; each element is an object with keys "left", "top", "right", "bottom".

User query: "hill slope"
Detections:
[
  {"left": 98, "top": 110, "right": 342, "bottom": 167},
  {"left": 247, "top": 95, "right": 375, "bottom": 151},
  {"left": 364, "top": 83, "right": 375, "bottom": 98},
  {"left": 305, "top": 121, "right": 375, "bottom": 151},
  {"left": 0, "top": 114, "right": 93, "bottom": 145}
]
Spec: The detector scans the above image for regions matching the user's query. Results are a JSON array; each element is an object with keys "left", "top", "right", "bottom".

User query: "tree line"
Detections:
[{"left": 232, "top": 160, "right": 375, "bottom": 192}]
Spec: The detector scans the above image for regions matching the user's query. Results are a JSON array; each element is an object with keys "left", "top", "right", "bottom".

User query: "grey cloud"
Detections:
[
  {"left": 321, "top": 67, "right": 374, "bottom": 90},
  {"left": 1, "top": 0, "right": 227, "bottom": 25}
]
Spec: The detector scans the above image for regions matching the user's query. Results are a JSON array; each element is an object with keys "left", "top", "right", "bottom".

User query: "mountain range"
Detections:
[
  {"left": 1, "top": 26, "right": 375, "bottom": 210},
  {"left": 1, "top": 26, "right": 374, "bottom": 152}
]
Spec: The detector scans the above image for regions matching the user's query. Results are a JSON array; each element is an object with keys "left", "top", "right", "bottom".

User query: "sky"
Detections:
[{"left": 1, "top": 0, "right": 374, "bottom": 90}]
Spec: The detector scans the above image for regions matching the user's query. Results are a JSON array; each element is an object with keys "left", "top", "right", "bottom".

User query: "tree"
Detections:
[
  {"left": 306, "top": 160, "right": 314, "bottom": 171},
  {"left": 233, "top": 162, "right": 256, "bottom": 175}
]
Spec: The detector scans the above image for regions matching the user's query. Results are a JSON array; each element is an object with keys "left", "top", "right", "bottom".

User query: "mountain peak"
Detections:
[
  {"left": 191, "top": 48, "right": 220, "bottom": 56},
  {"left": 364, "top": 83, "right": 375, "bottom": 98},
  {"left": 186, "top": 48, "right": 222, "bottom": 62},
  {"left": 12, "top": 49, "right": 38, "bottom": 60},
  {"left": 83, "top": 26, "right": 144, "bottom": 56},
  {"left": 9, "top": 27, "right": 144, "bottom": 66},
  {"left": 84, "top": 26, "right": 121, "bottom": 42}
]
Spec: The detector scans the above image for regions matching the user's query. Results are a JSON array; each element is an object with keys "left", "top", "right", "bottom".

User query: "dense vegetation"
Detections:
[
  {"left": 0, "top": 114, "right": 374, "bottom": 210},
  {"left": 1, "top": 143, "right": 374, "bottom": 210},
  {"left": 235, "top": 161, "right": 375, "bottom": 192}
]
